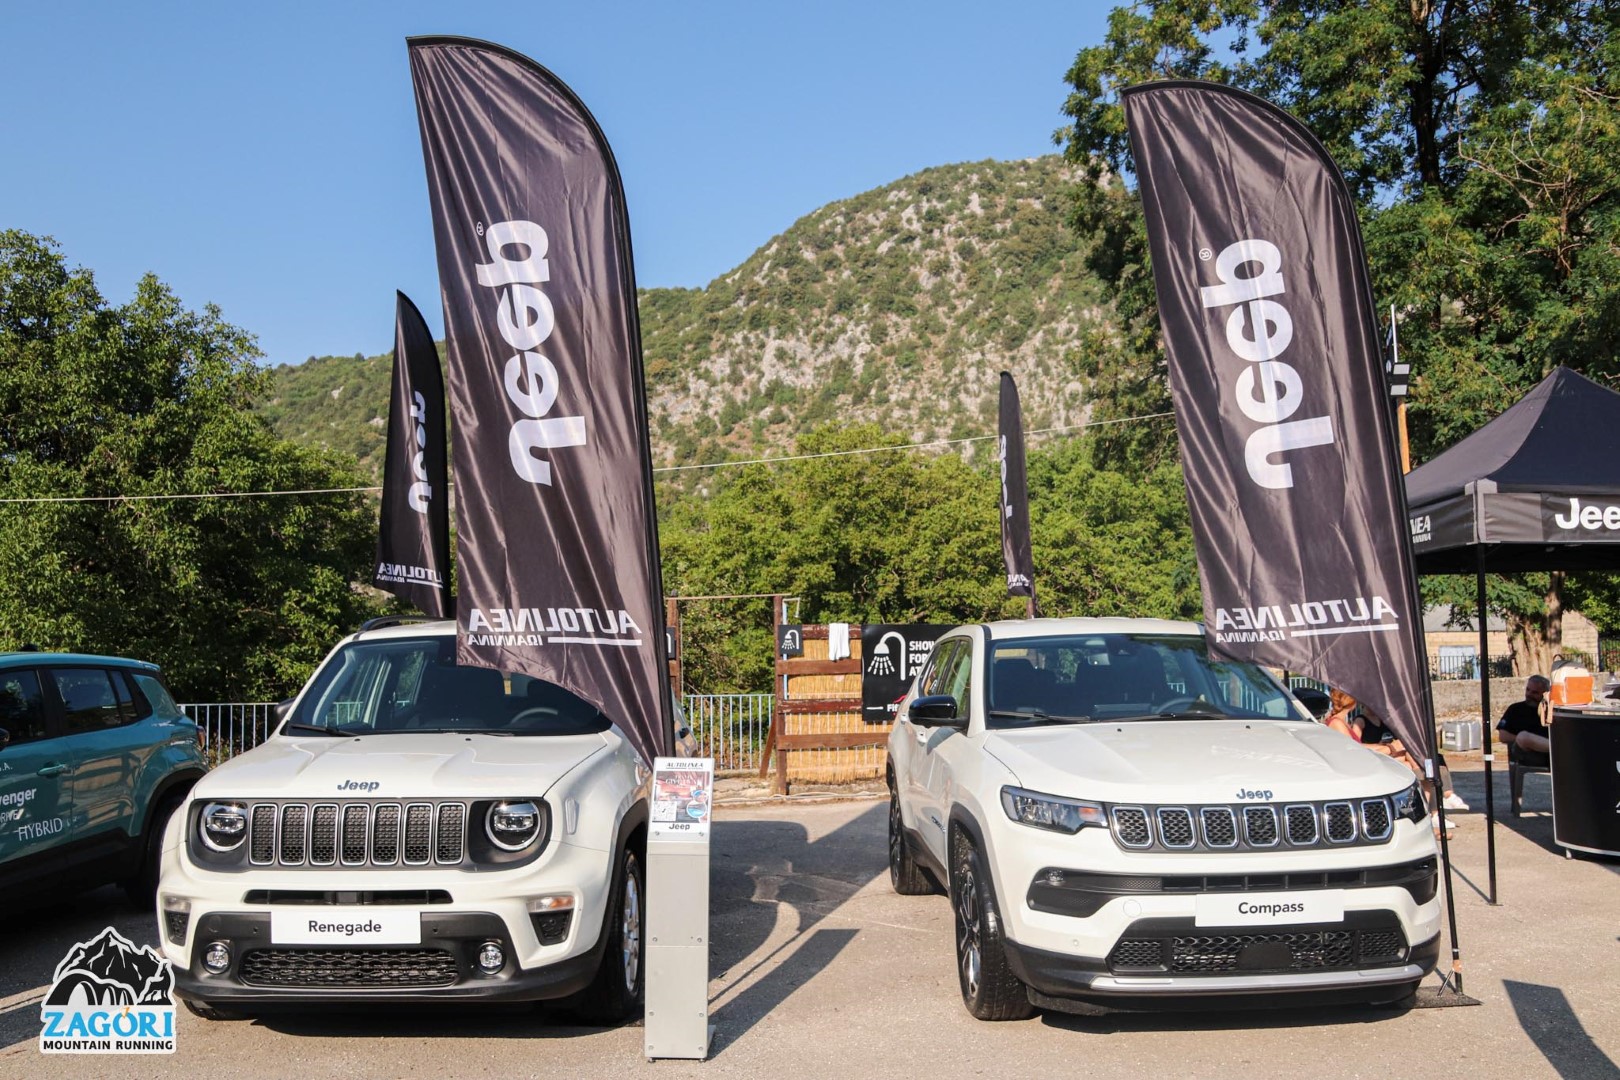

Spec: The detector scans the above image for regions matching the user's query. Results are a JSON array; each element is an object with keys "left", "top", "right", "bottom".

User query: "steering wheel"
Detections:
[
  {"left": 1155, "top": 695, "right": 1220, "bottom": 715},
  {"left": 507, "top": 707, "right": 560, "bottom": 726}
]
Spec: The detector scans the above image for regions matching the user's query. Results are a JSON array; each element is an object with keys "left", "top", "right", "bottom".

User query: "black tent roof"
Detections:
[{"left": 1405, "top": 367, "right": 1620, "bottom": 572}]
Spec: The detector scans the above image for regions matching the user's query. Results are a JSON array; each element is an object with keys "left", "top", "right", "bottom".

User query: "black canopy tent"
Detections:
[{"left": 1404, "top": 366, "right": 1620, "bottom": 901}]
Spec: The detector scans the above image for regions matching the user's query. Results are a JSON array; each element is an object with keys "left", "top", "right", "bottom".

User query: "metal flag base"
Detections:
[{"left": 1411, "top": 975, "right": 1482, "bottom": 1009}]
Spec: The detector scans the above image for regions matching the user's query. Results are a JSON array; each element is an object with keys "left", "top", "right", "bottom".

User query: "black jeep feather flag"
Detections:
[
  {"left": 409, "top": 37, "right": 671, "bottom": 765},
  {"left": 998, "top": 372, "right": 1036, "bottom": 606},
  {"left": 1122, "top": 81, "right": 1433, "bottom": 758},
  {"left": 374, "top": 291, "right": 452, "bottom": 619}
]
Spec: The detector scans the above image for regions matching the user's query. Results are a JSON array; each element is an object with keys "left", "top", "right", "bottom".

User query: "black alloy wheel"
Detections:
[{"left": 949, "top": 828, "right": 1033, "bottom": 1021}]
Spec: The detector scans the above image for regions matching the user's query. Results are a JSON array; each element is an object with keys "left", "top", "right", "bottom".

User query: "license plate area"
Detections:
[
  {"left": 1194, "top": 889, "right": 1345, "bottom": 927},
  {"left": 269, "top": 907, "right": 422, "bottom": 945}
]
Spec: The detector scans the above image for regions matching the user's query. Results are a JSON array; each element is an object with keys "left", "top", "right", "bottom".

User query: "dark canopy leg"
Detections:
[{"left": 1478, "top": 554, "right": 1498, "bottom": 905}]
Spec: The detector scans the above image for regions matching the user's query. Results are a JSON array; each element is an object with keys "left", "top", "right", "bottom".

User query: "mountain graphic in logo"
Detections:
[{"left": 45, "top": 927, "right": 173, "bottom": 1007}]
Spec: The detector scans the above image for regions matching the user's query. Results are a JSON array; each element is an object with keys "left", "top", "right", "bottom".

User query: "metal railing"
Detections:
[
  {"left": 184, "top": 693, "right": 778, "bottom": 774},
  {"left": 684, "top": 693, "right": 773, "bottom": 772},
  {"left": 1432, "top": 653, "right": 1514, "bottom": 680},
  {"left": 182, "top": 702, "right": 278, "bottom": 767}
]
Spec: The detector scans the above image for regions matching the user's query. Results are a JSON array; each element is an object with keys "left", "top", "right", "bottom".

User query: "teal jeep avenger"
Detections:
[{"left": 0, "top": 652, "right": 207, "bottom": 904}]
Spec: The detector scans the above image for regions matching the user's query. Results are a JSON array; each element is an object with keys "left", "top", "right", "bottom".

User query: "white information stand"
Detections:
[{"left": 644, "top": 757, "right": 714, "bottom": 1061}]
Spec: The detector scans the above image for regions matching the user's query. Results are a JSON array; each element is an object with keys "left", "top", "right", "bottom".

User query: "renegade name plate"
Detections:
[
  {"left": 270, "top": 908, "right": 422, "bottom": 945},
  {"left": 1194, "top": 890, "right": 1345, "bottom": 927}
]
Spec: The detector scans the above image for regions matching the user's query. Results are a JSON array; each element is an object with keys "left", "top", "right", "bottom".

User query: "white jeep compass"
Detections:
[
  {"left": 887, "top": 618, "right": 1440, "bottom": 1020},
  {"left": 157, "top": 618, "right": 677, "bottom": 1022}
]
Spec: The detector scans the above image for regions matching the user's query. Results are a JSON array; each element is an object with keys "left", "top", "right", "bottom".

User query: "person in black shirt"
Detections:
[{"left": 1496, "top": 675, "right": 1551, "bottom": 766}]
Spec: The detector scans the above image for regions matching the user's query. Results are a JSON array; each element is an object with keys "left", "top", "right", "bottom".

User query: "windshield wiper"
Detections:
[
  {"left": 987, "top": 708, "right": 1094, "bottom": 725},
  {"left": 1108, "top": 710, "right": 1233, "bottom": 723},
  {"left": 281, "top": 722, "right": 346, "bottom": 737}
]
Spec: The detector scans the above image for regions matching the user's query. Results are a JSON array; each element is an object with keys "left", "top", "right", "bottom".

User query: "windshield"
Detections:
[
  {"left": 986, "top": 634, "right": 1302, "bottom": 728},
  {"left": 284, "top": 636, "right": 610, "bottom": 737}
]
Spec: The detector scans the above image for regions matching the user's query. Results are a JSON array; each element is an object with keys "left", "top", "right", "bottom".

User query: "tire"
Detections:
[
  {"left": 888, "top": 777, "right": 933, "bottom": 896},
  {"left": 949, "top": 827, "right": 1033, "bottom": 1021},
  {"left": 122, "top": 791, "right": 184, "bottom": 908},
  {"left": 182, "top": 998, "right": 245, "bottom": 1022},
  {"left": 571, "top": 845, "right": 646, "bottom": 1025}
]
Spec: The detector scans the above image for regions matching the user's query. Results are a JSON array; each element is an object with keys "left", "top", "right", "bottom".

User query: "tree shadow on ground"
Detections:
[
  {"left": 1503, "top": 980, "right": 1620, "bottom": 1080},
  {"left": 0, "top": 885, "right": 157, "bottom": 1051},
  {"left": 254, "top": 801, "right": 891, "bottom": 1050},
  {"left": 705, "top": 802, "right": 887, "bottom": 1057}
]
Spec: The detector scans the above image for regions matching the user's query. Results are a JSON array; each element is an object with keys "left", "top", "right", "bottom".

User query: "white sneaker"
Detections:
[{"left": 1442, "top": 792, "right": 1471, "bottom": 812}]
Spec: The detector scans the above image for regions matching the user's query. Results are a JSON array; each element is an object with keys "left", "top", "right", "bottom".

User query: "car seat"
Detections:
[
  {"left": 406, "top": 664, "right": 506, "bottom": 729},
  {"left": 991, "top": 657, "right": 1039, "bottom": 712}
]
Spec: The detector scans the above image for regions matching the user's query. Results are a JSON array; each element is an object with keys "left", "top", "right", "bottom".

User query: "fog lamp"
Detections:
[
  {"left": 202, "top": 941, "right": 231, "bottom": 974},
  {"left": 477, "top": 940, "right": 505, "bottom": 973},
  {"left": 527, "top": 894, "right": 576, "bottom": 913}
]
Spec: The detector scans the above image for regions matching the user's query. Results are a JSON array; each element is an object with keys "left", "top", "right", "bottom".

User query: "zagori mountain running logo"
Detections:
[
  {"left": 1198, "top": 239, "right": 1336, "bottom": 490},
  {"left": 475, "top": 219, "right": 588, "bottom": 486},
  {"left": 39, "top": 927, "right": 175, "bottom": 1054}
]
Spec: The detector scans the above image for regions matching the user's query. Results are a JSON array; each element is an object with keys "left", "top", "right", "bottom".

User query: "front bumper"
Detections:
[
  {"left": 158, "top": 832, "right": 616, "bottom": 1006},
  {"left": 1006, "top": 923, "right": 1440, "bottom": 1012},
  {"left": 171, "top": 910, "right": 603, "bottom": 1006}
]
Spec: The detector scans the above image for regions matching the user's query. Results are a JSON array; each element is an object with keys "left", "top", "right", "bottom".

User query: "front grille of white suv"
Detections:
[
  {"left": 247, "top": 801, "right": 467, "bottom": 867},
  {"left": 1108, "top": 798, "right": 1394, "bottom": 853}
]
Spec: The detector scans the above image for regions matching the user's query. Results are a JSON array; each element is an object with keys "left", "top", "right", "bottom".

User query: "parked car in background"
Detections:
[
  {"left": 0, "top": 651, "right": 206, "bottom": 904},
  {"left": 1290, "top": 684, "right": 1332, "bottom": 720},
  {"left": 159, "top": 617, "right": 687, "bottom": 1023},
  {"left": 887, "top": 618, "right": 1439, "bottom": 1020}
]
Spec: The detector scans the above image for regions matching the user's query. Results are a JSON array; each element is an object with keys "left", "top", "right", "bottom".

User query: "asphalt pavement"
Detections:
[{"left": 2, "top": 760, "right": 1616, "bottom": 1079}]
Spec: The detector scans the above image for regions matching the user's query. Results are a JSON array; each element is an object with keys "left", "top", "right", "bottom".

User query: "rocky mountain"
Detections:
[{"left": 257, "top": 155, "right": 1105, "bottom": 475}]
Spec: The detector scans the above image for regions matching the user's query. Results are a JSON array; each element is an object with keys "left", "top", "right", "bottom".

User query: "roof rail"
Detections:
[{"left": 358, "top": 615, "right": 436, "bottom": 633}]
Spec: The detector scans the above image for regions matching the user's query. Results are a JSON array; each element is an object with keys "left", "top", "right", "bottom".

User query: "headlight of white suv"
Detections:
[
  {"left": 1391, "top": 779, "right": 1427, "bottom": 825},
  {"left": 199, "top": 802, "right": 248, "bottom": 852},
  {"left": 1000, "top": 786, "right": 1108, "bottom": 834},
  {"left": 486, "top": 800, "right": 543, "bottom": 851}
]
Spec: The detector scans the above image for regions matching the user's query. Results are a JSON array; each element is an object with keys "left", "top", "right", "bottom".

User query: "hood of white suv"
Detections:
[
  {"left": 984, "top": 719, "right": 1414, "bottom": 805},
  {"left": 192, "top": 732, "right": 611, "bottom": 800}
]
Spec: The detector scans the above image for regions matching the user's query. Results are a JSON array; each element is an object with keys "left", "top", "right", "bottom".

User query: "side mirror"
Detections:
[
  {"left": 909, "top": 694, "right": 967, "bottom": 729},
  {"left": 273, "top": 698, "right": 294, "bottom": 723},
  {"left": 0, "top": 727, "right": 10, "bottom": 752}
]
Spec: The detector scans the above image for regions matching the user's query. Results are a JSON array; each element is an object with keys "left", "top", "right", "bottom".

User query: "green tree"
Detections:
[
  {"left": 658, "top": 425, "right": 1202, "bottom": 692},
  {"left": 0, "top": 231, "right": 379, "bottom": 700},
  {"left": 1059, "top": 0, "right": 1620, "bottom": 669}
]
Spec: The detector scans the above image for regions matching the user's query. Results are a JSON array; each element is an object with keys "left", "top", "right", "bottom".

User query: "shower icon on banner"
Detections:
[
  {"left": 866, "top": 631, "right": 905, "bottom": 678},
  {"left": 859, "top": 624, "right": 950, "bottom": 724},
  {"left": 777, "top": 624, "right": 803, "bottom": 659}
]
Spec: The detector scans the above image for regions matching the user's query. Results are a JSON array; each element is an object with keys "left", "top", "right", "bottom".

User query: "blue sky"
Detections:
[{"left": 2, "top": 2, "right": 1110, "bottom": 368}]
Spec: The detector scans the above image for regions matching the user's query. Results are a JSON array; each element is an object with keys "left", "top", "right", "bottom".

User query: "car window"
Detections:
[
  {"left": 0, "top": 669, "right": 49, "bottom": 744},
  {"left": 288, "top": 636, "right": 610, "bottom": 737},
  {"left": 942, "top": 641, "right": 973, "bottom": 716},
  {"left": 52, "top": 668, "right": 128, "bottom": 733},
  {"left": 130, "top": 672, "right": 183, "bottom": 720},
  {"left": 985, "top": 634, "right": 1298, "bottom": 726},
  {"left": 110, "top": 669, "right": 137, "bottom": 723},
  {"left": 918, "top": 640, "right": 961, "bottom": 697}
]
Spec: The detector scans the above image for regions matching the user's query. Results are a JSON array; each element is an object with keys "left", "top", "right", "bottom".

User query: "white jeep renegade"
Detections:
[
  {"left": 157, "top": 618, "right": 678, "bottom": 1022},
  {"left": 887, "top": 618, "right": 1440, "bottom": 1020}
]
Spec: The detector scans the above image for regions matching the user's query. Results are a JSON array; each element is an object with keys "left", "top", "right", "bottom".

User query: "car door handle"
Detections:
[{"left": 37, "top": 763, "right": 69, "bottom": 777}]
